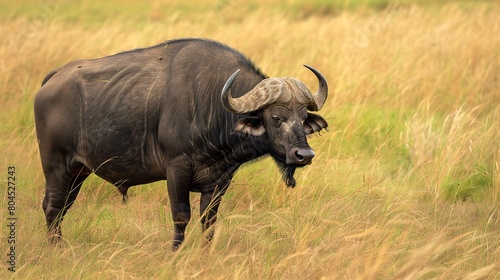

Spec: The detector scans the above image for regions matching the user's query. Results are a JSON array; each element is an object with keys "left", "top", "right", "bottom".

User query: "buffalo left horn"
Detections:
[
  {"left": 221, "top": 69, "right": 286, "bottom": 114},
  {"left": 303, "top": 65, "right": 328, "bottom": 111}
]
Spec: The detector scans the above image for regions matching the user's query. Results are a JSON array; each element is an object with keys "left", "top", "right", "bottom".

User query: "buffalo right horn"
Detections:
[
  {"left": 221, "top": 69, "right": 286, "bottom": 114},
  {"left": 303, "top": 65, "right": 328, "bottom": 111}
]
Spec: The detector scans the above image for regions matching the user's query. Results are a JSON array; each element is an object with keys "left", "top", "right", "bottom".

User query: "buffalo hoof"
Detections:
[
  {"left": 47, "top": 226, "right": 62, "bottom": 244},
  {"left": 171, "top": 241, "right": 182, "bottom": 251},
  {"left": 203, "top": 229, "right": 214, "bottom": 244},
  {"left": 172, "top": 245, "right": 180, "bottom": 251},
  {"left": 48, "top": 233, "right": 62, "bottom": 245}
]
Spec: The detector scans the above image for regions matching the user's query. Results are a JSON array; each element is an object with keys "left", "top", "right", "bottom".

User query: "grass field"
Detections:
[{"left": 1, "top": 0, "right": 499, "bottom": 278}]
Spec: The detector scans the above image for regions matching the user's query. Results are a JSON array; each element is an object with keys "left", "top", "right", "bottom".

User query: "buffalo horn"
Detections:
[
  {"left": 303, "top": 65, "right": 328, "bottom": 111},
  {"left": 221, "top": 69, "right": 285, "bottom": 114}
]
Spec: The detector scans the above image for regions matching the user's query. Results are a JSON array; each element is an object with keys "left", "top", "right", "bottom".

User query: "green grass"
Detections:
[{"left": 1, "top": 0, "right": 499, "bottom": 278}]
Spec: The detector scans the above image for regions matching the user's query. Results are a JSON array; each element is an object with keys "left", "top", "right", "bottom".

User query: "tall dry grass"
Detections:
[{"left": 1, "top": 1, "right": 499, "bottom": 279}]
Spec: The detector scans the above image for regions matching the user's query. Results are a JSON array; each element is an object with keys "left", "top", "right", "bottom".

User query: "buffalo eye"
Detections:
[{"left": 271, "top": 116, "right": 283, "bottom": 127}]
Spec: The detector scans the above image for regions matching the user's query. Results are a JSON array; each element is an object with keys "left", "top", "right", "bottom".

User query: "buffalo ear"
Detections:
[
  {"left": 232, "top": 116, "right": 266, "bottom": 136},
  {"left": 304, "top": 113, "right": 328, "bottom": 135}
]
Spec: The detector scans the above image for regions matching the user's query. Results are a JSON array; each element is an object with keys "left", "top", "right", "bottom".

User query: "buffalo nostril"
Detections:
[
  {"left": 295, "top": 150, "right": 304, "bottom": 161},
  {"left": 287, "top": 147, "right": 315, "bottom": 165}
]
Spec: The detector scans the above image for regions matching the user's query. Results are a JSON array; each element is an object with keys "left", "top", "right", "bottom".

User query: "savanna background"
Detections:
[{"left": 1, "top": 0, "right": 499, "bottom": 278}]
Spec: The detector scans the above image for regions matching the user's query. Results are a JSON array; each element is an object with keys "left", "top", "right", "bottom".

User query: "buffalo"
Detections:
[{"left": 34, "top": 38, "right": 328, "bottom": 249}]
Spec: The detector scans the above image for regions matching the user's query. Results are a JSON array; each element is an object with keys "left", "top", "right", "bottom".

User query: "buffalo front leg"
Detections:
[
  {"left": 200, "top": 185, "right": 227, "bottom": 244},
  {"left": 166, "top": 165, "right": 192, "bottom": 250}
]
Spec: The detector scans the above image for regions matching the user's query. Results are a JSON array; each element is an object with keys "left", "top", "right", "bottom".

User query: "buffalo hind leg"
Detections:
[{"left": 43, "top": 164, "right": 89, "bottom": 243}]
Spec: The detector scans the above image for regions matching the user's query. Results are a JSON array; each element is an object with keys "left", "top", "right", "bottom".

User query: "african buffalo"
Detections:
[{"left": 34, "top": 38, "right": 328, "bottom": 249}]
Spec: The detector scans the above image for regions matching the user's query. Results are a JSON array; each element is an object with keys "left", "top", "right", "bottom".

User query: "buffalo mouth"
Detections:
[
  {"left": 282, "top": 165, "right": 297, "bottom": 187},
  {"left": 273, "top": 159, "right": 297, "bottom": 188},
  {"left": 272, "top": 149, "right": 314, "bottom": 188}
]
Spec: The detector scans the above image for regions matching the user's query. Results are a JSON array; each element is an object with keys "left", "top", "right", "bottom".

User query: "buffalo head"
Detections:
[{"left": 221, "top": 65, "right": 328, "bottom": 187}]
